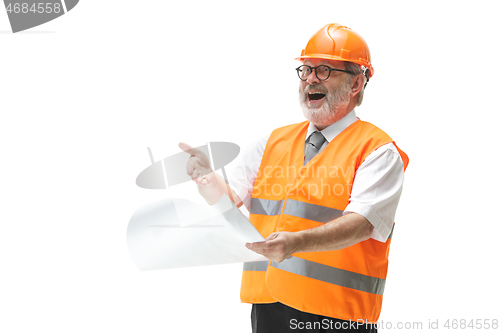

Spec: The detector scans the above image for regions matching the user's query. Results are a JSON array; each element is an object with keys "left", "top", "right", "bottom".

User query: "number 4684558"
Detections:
[{"left": 6, "top": 3, "right": 62, "bottom": 14}]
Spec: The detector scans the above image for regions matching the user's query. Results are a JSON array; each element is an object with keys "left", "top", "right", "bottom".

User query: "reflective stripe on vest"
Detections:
[
  {"left": 250, "top": 198, "right": 284, "bottom": 216},
  {"left": 250, "top": 198, "right": 344, "bottom": 223},
  {"left": 243, "top": 260, "right": 270, "bottom": 272},
  {"left": 270, "top": 256, "right": 385, "bottom": 295},
  {"left": 284, "top": 199, "right": 343, "bottom": 223},
  {"left": 250, "top": 197, "right": 395, "bottom": 239}
]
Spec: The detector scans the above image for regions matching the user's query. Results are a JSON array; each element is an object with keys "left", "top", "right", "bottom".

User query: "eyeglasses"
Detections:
[{"left": 296, "top": 65, "right": 355, "bottom": 81}]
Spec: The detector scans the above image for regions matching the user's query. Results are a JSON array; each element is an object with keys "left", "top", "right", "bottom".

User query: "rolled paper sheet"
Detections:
[{"left": 127, "top": 195, "right": 266, "bottom": 271}]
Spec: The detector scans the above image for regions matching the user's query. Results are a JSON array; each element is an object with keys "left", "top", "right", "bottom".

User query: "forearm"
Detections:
[
  {"left": 246, "top": 212, "right": 374, "bottom": 262},
  {"left": 197, "top": 172, "right": 243, "bottom": 207},
  {"left": 294, "top": 212, "right": 374, "bottom": 252}
]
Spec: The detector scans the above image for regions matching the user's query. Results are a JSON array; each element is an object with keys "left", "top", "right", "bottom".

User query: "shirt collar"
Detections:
[{"left": 306, "top": 110, "right": 358, "bottom": 143}]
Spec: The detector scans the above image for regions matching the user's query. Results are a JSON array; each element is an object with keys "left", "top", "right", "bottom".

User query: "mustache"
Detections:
[
  {"left": 304, "top": 84, "right": 328, "bottom": 94},
  {"left": 300, "top": 84, "right": 329, "bottom": 103}
]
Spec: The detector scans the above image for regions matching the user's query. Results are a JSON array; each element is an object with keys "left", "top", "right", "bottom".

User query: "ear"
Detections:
[{"left": 350, "top": 74, "right": 365, "bottom": 98}]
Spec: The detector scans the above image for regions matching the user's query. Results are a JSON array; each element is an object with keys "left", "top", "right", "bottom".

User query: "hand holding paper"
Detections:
[{"left": 246, "top": 232, "right": 297, "bottom": 263}]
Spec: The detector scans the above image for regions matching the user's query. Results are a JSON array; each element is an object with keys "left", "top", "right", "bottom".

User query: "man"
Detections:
[{"left": 180, "top": 23, "right": 409, "bottom": 332}]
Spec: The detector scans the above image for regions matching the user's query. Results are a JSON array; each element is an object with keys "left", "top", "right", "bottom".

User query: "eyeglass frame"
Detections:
[{"left": 295, "top": 65, "right": 356, "bottom": 81}]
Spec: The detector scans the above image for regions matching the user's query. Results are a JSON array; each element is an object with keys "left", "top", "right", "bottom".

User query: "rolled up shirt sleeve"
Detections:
[{"left": 344, "top": 142, "right": 405, "bottom": 242}]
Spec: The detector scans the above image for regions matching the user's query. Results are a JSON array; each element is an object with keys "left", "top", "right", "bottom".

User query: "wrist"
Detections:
[
  {"left": 291, "top": 230, "right": 307, "bottom": 254},
  {"left": 197, "top": 172, "right": 223, "bottom": 204}
]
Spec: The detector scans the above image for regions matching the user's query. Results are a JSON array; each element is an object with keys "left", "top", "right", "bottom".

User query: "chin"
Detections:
[{"left": 301, "top": 103, "right": 335, "bottom": 127}]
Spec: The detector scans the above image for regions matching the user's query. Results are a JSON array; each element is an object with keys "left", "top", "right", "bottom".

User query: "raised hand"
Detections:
[{"left": 178, "top": 142, "right": 214, "bottom": 187}]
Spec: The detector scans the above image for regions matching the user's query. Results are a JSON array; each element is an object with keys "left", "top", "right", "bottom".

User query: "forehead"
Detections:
[{"left": 303, "top": 58, "right": 346, "bottom": 69}]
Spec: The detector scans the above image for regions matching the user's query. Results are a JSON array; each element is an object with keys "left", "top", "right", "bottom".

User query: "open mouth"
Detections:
[{"left": 308, "top": 92, "right": 326, "bottom": 101}]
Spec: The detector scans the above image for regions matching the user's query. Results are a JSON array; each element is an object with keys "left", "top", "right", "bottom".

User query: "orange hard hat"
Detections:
[{"left": 297, "top": 23, "right": 374, "bottom": 78}]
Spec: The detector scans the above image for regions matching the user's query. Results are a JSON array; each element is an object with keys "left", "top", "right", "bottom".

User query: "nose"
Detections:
[{"left": 306, "top": 69, "right": 320, "bottom": 84}]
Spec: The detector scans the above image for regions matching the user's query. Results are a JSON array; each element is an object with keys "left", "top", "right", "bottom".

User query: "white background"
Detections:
[{"left": 1, "top": 1, "right": 499, "bottom": 332}]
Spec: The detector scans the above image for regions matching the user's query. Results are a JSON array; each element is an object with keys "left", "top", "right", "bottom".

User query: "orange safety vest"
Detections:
[{"left": 240, "top": 119, "right": 409, "bottom": 322}]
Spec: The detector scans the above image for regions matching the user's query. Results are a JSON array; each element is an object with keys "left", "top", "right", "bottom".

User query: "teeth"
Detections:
[{"left": 308, "top": 92, "right": 325, "bottom": 94}]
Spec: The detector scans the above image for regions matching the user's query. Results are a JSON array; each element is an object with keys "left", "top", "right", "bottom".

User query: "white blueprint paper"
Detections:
[
  {"left": 173, "top": 188, "right": 234, "bottom": 227},
  {"left": 127, "top": 195, "right": 266, "bottom": 271}
]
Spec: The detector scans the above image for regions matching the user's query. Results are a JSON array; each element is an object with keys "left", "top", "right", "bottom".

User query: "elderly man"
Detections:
[{"left": 180, "top": 23, "right": 409, "bottom": 333}]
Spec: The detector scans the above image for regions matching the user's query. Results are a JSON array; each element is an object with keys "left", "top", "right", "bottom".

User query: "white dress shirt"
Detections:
[{"left": 227, "top": 111, "right": 405, "bottom": 242}]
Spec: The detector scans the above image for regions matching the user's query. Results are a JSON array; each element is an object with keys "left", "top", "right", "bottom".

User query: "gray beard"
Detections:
[{"left": 299, "top": 83, "right": 351, "bottom": 126}]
